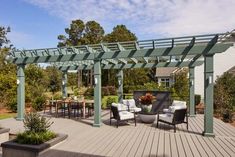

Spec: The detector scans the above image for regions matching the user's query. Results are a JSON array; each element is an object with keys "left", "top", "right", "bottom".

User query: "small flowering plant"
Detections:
[{"left": 139, "top": 93, "right": 156, "bottom": 105}]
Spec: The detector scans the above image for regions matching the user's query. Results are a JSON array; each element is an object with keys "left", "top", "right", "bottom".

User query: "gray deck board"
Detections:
[{"left": 0, "top": 112, "right": 234, "bottom": 157}]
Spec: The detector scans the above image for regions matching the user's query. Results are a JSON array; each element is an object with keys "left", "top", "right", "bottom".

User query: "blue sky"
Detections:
[{"left": 1, "top": 0, "right": 235, "bottom": 49}]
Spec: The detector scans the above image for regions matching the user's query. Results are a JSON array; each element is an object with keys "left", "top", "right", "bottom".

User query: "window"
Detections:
[{"left": 161, "top": 78, "right": 170, "bottom": 87}]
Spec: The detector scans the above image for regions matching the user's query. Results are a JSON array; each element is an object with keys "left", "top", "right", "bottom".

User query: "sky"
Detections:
[{"left": 1, "top": 0, "right": 235, "bottom": 49}]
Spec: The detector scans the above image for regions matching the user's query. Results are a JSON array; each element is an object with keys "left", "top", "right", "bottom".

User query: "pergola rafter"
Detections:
[{"left": 7, "top": 31, "right": 235, "bottom": 137}]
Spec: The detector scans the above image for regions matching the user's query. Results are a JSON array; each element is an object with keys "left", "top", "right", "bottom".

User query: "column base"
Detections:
[
  {"left": 93, "top": 123, "right": 102, "bottom": 127},
  {"left": 202, "top": 131, "right": 215, "bottom": 137},
  {"left": 16, "top": 117, "right": 24, "bottom": 121}
]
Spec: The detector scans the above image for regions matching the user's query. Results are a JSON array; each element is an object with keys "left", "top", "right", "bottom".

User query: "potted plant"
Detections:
[
  {"left": 138, "top": 93, "right": 157, "bottom": 123},
  {"left": 1, "top": 112, "right": 68, "bottom": 157}
]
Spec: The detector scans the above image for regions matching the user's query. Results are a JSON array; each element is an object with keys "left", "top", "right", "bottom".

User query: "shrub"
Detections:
[
  {"left": 6, "top": 97, "right": 17, "bottom": 112},
  {"left": 16, "top": 112, "right": 56, "bottom": 145},
  {"left": 102, "top": 87, "right": 110, "bottom": 96},
  {"left": 102, "top": 96, "right": 118, "bottom": 109},
  {"left": 106, "top": 97, "right": 117, "bottom": 108},
  {"left": 23, "top": 112, "right": 53, "bottom": 133},
  {"left": 195, "top": 94, "right": 201, "bottom": 105},
  {"left": 84, "top": 88, "right": 94, "bottom": 96},
  {"left": 32, "top": 95, "right": 46, "bottom": 111},
  {"left": 107, "top": 86, "right": 117, "bottom": 95},
  {"left": 16, "top": 131, "right": 56, "bottom": 145},
  {"left": 54, "top": 92, "right": 62, "bottom": 100}
]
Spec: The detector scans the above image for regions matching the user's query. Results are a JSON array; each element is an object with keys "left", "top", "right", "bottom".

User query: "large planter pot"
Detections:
[
  {"left": 138, "top": 113, "right": 156, "bottom": 123},
  {"left": 1, "top": 133, "right": 68, "bottom": 157},
  {"left": 0, "top": 128, "right": 10, "bottom": 144}
]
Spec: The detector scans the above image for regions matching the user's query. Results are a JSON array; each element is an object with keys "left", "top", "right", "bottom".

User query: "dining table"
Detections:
[{"left": 54, "top": 99, "right": 94, "bottom": 119}]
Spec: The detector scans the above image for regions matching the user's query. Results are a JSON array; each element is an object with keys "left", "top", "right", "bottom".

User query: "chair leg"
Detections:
[
  {"left": 174, "top": 125, "right": 176, "bottom": 133},
  {"left": 134, "top": 118, "right": 136, "bottom": 127},
  {"left": 156, "top": 120, "right": 159, "bottom": 128},
  {"left": 116, "top": 120, "right": 119, "bottom": 128}
]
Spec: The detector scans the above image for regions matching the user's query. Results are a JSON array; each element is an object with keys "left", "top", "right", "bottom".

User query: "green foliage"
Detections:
[
  {"left": 102, "top": 96, "right": 118, "bottom": 109},
  {"left": 16, "top": 131, "right": 56, "bottom": 145},
  {"left": 101, "top": 86, "right": 117, "bottom": 96},
  {"left": 23, "top": 112, "right": 54, "bottom": 133},
  {"left": 67, "top": 73, "right": 77, "bottom": 87},
  {"left": 214, "top": 72, "right": 235, "bottom": 122},
  {"left": 16, "top": 112, "right": 56, "bottom": 145},
  {"left": 0, "top": 26, "right": 10, "bottom": 47},
  {"left": 195, "top": 94, "right": 201, "bottom": 105},
  {"left": 54, "top": 92, "right": 62, "bottom": 100},
  {"left": 104, "top": 25, "right": 137, "bottom": 42},
  {"left": 45, "top": 66, "right": 62, "bottom": 94},
  {"left": 32, "top": 95, "right": 46, "bottom": 111},
  {"left": 58, "top": 19, "right": 104, "bottom": 47},
  {"left": 173, "top": 70, "right": 189, "bottom": 101}
]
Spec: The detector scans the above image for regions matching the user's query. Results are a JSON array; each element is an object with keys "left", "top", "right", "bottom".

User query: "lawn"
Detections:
[{"left": 0, "top": 113, "right": 16, "bottom": 120}]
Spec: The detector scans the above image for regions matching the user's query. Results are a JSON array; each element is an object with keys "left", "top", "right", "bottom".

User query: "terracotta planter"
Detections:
[
  {"left": 1, "top": 133, "right": 68, "bottom": 157},
  {"left": 0, "top": 128, "right": 10, "bottom": 144}
]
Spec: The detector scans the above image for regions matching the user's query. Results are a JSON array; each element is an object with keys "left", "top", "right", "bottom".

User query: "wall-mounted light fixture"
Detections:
[
  {"left": 209, "top": 76, "right": 212, "bottom": 84},
  {"left": 191, "top": 80, "right": 194, "bottom": 86},
  {"left": 62, "top": 80, "right": 65, "bottom": 85},
  {"left": 94, "top": 78, "right": 98, "bottom": 85},
  {"left": 17, "top": 79, "right": 20, "bottom": 85},
  {"left": 118, "top": 80, "right": 121, "bottom": 85}
]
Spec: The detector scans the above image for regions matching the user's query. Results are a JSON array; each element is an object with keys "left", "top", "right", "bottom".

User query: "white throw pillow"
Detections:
[{"left": 127, "top": 99, "right": 136, "bottom": 108}]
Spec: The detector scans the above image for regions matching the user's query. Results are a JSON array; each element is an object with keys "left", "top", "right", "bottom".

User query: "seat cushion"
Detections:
[
  {"left": 129, "top": 107, "right": 141, "bottom": 112},
  {"left": 158, "top": 114, "right": 173, "bottom": 123},
  {"left": 119, "top": 111, "right": 134, "bottom": 120}
]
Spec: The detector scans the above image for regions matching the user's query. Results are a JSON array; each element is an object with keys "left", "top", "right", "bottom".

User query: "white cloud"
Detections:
[{"left": 23, "top": 0, "right": 235, "bottom": 38}]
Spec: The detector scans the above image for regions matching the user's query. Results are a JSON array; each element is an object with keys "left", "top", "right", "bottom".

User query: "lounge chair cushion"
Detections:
[
  {"left": 158, "top": 114, "right": 173, "bottom": 123},
  {"left": 122, "top": 99, "right": 142, "bottom": 113},
  {"left": 119, "top": 111, "right": 134, "bottom": 120}
]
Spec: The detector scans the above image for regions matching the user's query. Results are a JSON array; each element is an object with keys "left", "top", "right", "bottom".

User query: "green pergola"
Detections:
[{"left": 6, "top": 32, "right": 234, "bottom": 137}]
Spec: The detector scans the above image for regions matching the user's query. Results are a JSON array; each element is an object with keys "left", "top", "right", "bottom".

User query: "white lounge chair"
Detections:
[
  {"left": 123, "top": 99, "right": 142, "bottom": 113},
  {"left": 110, "top": 103, "right": 136, "bottom": 128}
]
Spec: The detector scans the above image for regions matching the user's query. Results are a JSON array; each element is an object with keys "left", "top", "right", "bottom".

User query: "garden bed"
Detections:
[{"left": 1, "top": 133, "right": 68, "bottom": 157}]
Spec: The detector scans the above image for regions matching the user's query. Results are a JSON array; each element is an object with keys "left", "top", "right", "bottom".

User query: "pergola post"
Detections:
[
  {"left": 93, "top": 59, "right": 102, "bottom": 127},
  {"left": 117, "top": 70, "right": 123, "bottom": 103},
  {"left": 16, "top": 64, "right": 25, "bottom": 120},
  {"left": 189, "top": 67, "right": 195, "bottom": 117},
  {"left": 62, "top": 71, "right": 67, "bottom": 98},
  {"left": 203, "top": 54, "right": 215, "bottom": 137}
]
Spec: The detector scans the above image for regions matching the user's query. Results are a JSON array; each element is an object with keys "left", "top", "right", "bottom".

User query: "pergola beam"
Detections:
[
  {"left": 8, "top": 43, "right": 232, "bottom": 64},
  {"left": 58, "top": 61, "right": 204, "bottom": 71}
]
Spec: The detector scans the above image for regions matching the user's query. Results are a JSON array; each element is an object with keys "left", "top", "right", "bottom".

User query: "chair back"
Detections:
[
  {"left": 111, "top": 105, "right": 120, "bottom": 120},
  {"left": 173, "top": 108, "right": 187, "bottom": 124}
]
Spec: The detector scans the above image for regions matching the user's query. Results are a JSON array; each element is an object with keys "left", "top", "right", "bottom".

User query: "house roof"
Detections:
[{"left": 155, "top": 67, "right": 178, "bottom": 77}]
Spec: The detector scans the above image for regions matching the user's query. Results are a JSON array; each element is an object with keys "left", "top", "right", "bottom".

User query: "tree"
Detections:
[
  {"left": 173, "top": 70, "right": 189, "bottom": 101},
  {"left": 104, "top": 25, "right": 136, "bottom": 42},
  {"left": 58, "top": 20, "right": 85, "bottom": 47},
  {"left": 58, "top": 19, "right": 105, "bottom": 87},
  {"left": 0, "top": 26, "right": 17, "bottom": 111},
  {"left": 45, "top": 66, "right": 62, "bottom": 94},
  {"left": 214, "top": 72, "right": 235, "bottom": 121},
  {"left": 0, "top": 26, "right": 10, "bottom": 48}
]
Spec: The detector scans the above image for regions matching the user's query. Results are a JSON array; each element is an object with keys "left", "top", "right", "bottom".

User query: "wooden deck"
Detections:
[{"left": 0, "top": 111, "right": 234, "bottom": 157}]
